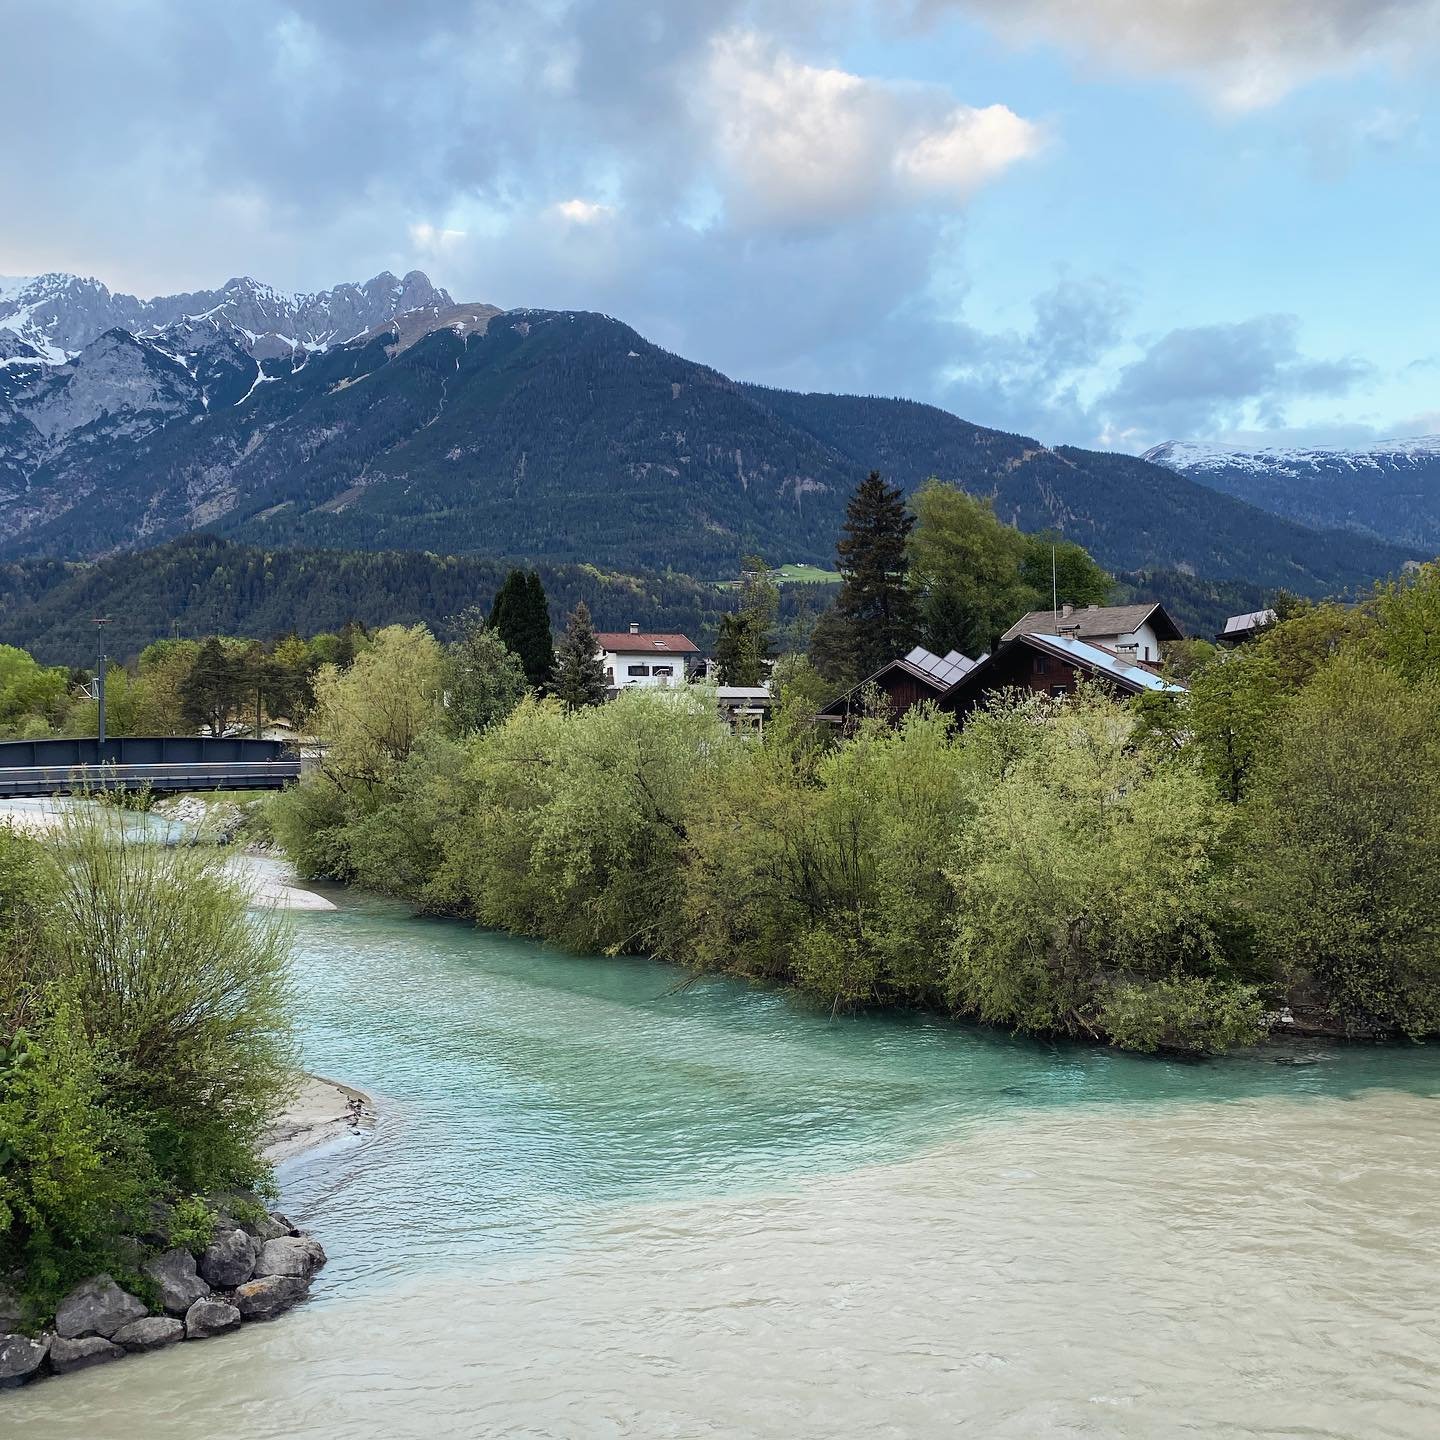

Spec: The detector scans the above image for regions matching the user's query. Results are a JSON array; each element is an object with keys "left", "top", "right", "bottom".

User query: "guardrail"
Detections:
[{"left": 0, "top": 760, "right": 302, "bottom": 799}]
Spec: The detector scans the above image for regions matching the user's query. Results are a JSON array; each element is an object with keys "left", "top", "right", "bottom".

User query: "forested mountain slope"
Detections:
[
  {"left": 0, "top": 535, "right": 835, "bottom": 668},
  {"left": 1145, "top": 437, "right": 1440, "bottom": 552},
  {"left": 1, "top": 302, "right": 1420, "bottom": 595}
]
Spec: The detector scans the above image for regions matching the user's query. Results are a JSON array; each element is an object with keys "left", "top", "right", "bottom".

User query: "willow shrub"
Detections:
[
  {"left": 677, "top": 706, "right": 975, "bottom": 1008},
  {"left": 947, "top": 691, "right": 1264, "bottom": 1053},
  {"left": 1246, "top": 657, "right": 1440, "bottom": 1036},
  {"left": 431, "top": 690, "right": 731, "bottom": 955},
  {"left": 44, "top": 812, "right": 297, "bottom": 1191}
]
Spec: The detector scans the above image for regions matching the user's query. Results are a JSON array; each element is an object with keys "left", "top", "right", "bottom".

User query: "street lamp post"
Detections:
[{"left": 94, "top": 616, "right": 111, "bottom": 750}]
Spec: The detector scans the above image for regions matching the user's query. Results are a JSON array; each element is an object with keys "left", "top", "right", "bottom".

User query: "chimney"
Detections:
[
  {"left": 628, "top": 621, "right": 640, "bottom": 635},
  {"left": 1061, "top": 603, "right": 1073, "bottom": 618}
]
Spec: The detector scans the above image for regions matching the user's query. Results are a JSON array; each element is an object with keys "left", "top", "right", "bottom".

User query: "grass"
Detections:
[
  {"left": 715, "top": 562, "right": 842, "bottom": 589},
  {"left": 773, "top": 563, "right": 841, "bottom": 585}
]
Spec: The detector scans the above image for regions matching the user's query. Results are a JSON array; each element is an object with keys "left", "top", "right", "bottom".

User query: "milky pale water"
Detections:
[{"left": 9, "top": 860, "right": 1440, "bottom": 1438}]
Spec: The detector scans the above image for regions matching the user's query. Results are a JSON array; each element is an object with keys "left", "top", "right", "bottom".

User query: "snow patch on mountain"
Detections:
[
  {"left": 0, "top": 269, "right": 456, "bottom": 363},
  {"left": 1145, "top": 436, "right": 1440, "bottom": 477}
]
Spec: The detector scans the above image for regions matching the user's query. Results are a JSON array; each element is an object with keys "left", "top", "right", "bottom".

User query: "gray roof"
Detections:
[
  {"left": 903, "top": 646, "right": 976, "bottom": 687},
  {"left": 818, "top": 645, "right": 978, "bottom": 717},
  {"left": 1001, "top": 603, "right": 1182, "bottom": 644},
  {"left": 1221, "top": 609, "right": 1278, "bottom": 635},
  {"left": 1023, "top": 633, "right": 1186, "bottom": 693}
]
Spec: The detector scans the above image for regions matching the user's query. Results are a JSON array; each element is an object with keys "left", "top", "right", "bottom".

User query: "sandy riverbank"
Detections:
[{"left": 262, "top": 1073, "right": 375, "bottom": 1164}]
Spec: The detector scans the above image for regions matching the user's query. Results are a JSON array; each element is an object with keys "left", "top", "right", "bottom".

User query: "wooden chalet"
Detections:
[
  {"left": 818, "top": 629, "right": 1186, "bottom": 727},
  {"left": 817, "top": 646, "right": 979, "bottom": 724},
  {"left": 937, "top": 631, "right": 1186, "bottom": 721}
]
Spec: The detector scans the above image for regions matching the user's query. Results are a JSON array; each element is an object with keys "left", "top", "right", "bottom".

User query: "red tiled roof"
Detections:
[{"left": 595, "top": 632, "right": 700, "bottom": 654}]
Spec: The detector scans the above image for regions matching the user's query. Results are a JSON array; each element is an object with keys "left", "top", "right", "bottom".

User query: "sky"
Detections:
[{"left": 1, "top": 0, "right": 1437, "bottom": 453}]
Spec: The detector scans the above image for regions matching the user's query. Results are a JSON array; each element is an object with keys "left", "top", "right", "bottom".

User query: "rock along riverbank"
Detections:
[{"left": 1, "top": 1074, "right": 374, "bottom": 1392}]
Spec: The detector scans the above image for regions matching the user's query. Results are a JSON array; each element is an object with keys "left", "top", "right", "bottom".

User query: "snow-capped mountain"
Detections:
[
  {"left": 1144, "top": 437, "right": 1440, "bottom": 553},
  {"left": 0, "top": 269, "right": 454, "bottom": 362}
]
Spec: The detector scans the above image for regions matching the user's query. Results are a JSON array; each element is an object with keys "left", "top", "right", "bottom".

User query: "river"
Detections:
[{"left": 9, "top": 853, "right": 1440, "bottom": 1438}]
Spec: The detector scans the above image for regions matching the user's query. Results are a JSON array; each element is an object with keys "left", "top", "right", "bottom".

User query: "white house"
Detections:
[
  {"left": 1000, "top": 602, "right": 1182, "bottom": 667},
  {"left": 595, "top": 624, "right": 700, "bottom": 690}
]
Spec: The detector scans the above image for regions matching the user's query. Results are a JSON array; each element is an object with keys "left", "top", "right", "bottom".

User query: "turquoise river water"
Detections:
[{"left": 9, "top": 858, "right": 1440, "bottom": 1438}]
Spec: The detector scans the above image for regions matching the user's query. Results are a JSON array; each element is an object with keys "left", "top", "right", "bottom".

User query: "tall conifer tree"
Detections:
[
  {"left": 490, "top": 569, "right": 553, "bottom": 688},
  {"left": 811, "top": 471, "right": 918, "bottom": 683},
  {"left": 552, "top": 601, "right": 608, "bottom": 710}
]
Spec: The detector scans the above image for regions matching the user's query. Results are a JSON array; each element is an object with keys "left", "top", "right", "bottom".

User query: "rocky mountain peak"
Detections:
[{"left": 0, "top": 269, "right": 460, "bottom": 364}]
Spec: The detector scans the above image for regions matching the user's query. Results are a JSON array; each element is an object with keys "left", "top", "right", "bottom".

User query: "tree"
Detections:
[
  {"left": 490, "top": 569, "right": 554, "bottom": 688},
  {"left": 1367, "top": 561, "right": 1440, "bottom": 683},
  {"left": 811, "top": 471, "right": 918, "bottom": 684},
  {"left": 268, "top": 633, "right": 318, "bottom": 722},
  {"left": 1246, "top": 657, "right": 1440, "bottom": 1036},
  {"left": 907, "top": 481, "right": 1035, "bottom": 659},
  {"left": 947, "top": 689, "right": 1262, "bottom": 1053},
  {"left": 716, "top": 556, "right": 779, "bottom": 685},
  {"left": 179, "top": 638, "right": 242, "bottom": 735},
  {"left": 312, "top": 624, "right": 446, "bottom": 785},
  {"left": 551, "top": 602, "right": 608, "bottom": 711},
  {"left": 443, "top": 608, "right": 529, "bottom": 733},
  {"left": 1183, "top": 646, "right": 1286, "bottom": 804},
  {"left": 0, "top": 644, "right": 70, "bottom": 738},
  {"left": 1018, "top": 532, "right": 1112, "bottom": 611}
]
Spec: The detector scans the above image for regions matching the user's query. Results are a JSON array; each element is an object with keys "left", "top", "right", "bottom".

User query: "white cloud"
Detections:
[
  {"left": 939, "top": 0, "right": 1440, "bottom": 109},
  {"left": 552, "top": 198, "right": 613, "bottom": 224},
  {"left": 703, "top": 31, "right": 1040, "bottom": 226},
  {"left": 896, "top": 104, "right": 1044, "bottom": 200}
]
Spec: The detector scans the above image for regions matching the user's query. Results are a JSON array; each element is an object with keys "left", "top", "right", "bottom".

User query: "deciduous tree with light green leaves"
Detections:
[
  {"left": 443, "top": 608, "right": 529, "bottom": 734},
  {"left": 1245, "top": 656, "right": 1440, "bottom": 1037},
  {"left": 946, "top": 689, "right": 1263, "bottom": 1053}
]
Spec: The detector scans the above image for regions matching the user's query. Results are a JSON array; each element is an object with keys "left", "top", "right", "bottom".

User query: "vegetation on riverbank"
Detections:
[
  {"left": 0, "top": 814, "right": 294, "bottom": 1324},
  {"left": 269, "top": 561, "right": 1440, "bottom": 1054}
]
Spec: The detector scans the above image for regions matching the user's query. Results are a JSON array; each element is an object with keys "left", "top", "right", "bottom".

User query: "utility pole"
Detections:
[
  {"left": 94, "top": 616, "right": 112, "bottom": 749},
  {"left": 1051, "top": 545, "right": 1058, "bottom": 622}
]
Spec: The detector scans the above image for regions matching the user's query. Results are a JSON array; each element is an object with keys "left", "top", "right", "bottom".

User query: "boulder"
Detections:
[
  {"left": 54, "top": 1274, "right": 148, "bottom": 1339},
  {"left": 183, "top": 1297, "right": 242, "bottom": 1339},
  {"left": 49, "top": 1335, "right": 124, "bottom": 1374},
  {"left": 233, "top": 1274, "right": 309, "bottom": 1320},
  {"left": 252, "top": 1211, "right": 296, "bottom": 1242},
  {"left": 0, "top": 1333, "right": 50, "bottom": 1389},
  {"left": 112, "top": 1315, "right": 184, "bottom": 1352},
  {"left": 198, "top": 1228, "right": 258, "bottom": 1288},
  {"left": 0, "top": 1281, "right": 25, "bottom": 1332},
  {"left": 252, "top": 1235, "right": 327, "bottom": 1280},
  {"left": 208, "top": 1188, "right": 264, "bottom": 1234},
  {"left": 143, "top": 1248, "right": 211, "bottom": 1316}
]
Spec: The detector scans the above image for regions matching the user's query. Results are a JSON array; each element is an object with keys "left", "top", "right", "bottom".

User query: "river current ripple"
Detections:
[{"left": 10, "top": 861, "right": 1440, "bottom": 1438}]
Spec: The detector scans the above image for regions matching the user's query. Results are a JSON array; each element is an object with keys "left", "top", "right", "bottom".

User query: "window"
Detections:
[
  {"left": 627, "top": 664, "right": 651, "bottom": 677},
  {"left": 1049, "top": 685, "right": 1068, "bottom": 698},
  {"left": 652, "top": 665, "right": 674, "bottom": 677},
  {"left": 1032, "top": 655, "right": 1046, "bottom": 675}
]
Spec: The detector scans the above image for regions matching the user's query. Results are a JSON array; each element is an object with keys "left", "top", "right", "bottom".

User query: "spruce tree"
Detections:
[
  {"left": 552, "top": 601, "right": 608, "bottom": 711},
  {"left": 811, "top": 471, "right": 919, "bottom": 683}
]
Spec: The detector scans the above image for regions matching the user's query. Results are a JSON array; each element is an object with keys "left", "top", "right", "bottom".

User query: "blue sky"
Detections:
[{"left": 1, "top": 0, "right": 1435, "bottom": 451}]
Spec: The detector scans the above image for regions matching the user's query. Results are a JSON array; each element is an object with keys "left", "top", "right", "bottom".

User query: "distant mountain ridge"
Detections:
[
  {"left": 0, "top": 266, "right": 1422, "bottom": 597},
  {"left": 1144, "top": 437, "right": 1440, "bottom": 552},
  {"left": 0, "top": 269, "right": 454, "bottom": 362}
]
